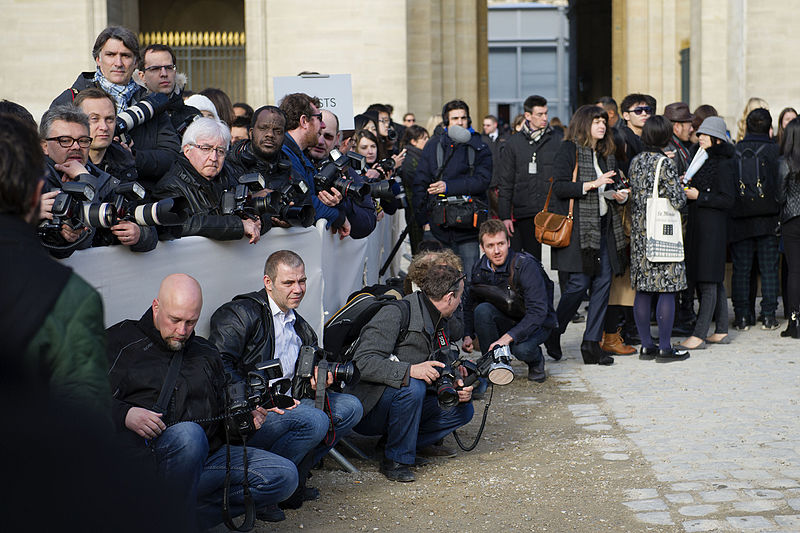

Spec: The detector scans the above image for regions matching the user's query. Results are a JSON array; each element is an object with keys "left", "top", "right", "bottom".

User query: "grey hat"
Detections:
[{"left": 696, "top": 116, "right": 730, "bottom": 143}]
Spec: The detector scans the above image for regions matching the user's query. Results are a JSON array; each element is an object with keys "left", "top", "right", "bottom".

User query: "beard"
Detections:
[{"left": 165, "top": 338, "right": 185, "bottom": 351}]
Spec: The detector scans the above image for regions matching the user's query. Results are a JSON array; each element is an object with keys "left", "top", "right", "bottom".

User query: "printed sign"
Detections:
[{"left": 273, "top": 74, "right": 355, "bottom": 130}]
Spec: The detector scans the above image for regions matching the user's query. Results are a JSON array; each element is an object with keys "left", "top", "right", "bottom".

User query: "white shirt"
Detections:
[
  {"left": 488, "top": 130, "right": 498, "bottom": 141},
  {"left": 592, "top": 151, "right": 608, "bottom": 217},
  {"left": 268, "top": 295, "right": 302, "bottom": 382}
]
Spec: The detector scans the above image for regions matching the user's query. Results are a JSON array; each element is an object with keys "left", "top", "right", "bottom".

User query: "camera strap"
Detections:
[
  {"left": 153, "top": 351, "right": 183, "bottom": 415},
  {"left": 222, "top": 431, "right": 256, "bottom": 531},
  {"left": 314, "top": 360, "right": 328, "bottom": 411},
  {"left": 435, "top": 329, "right": 449, "bottom": 349}
]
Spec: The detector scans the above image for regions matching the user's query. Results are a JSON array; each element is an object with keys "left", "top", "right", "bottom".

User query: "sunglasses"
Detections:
[
  {"left": 630, "top": 106, "right": 653, "bottom": 116},
  {"left": 447, "top": 273, "right": 467, "bottom": 295}
]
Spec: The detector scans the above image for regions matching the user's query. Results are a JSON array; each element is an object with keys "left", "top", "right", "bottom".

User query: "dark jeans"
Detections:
[
  {"left": 510, "top": 217, "right": 542, "bottom": 261},
  {"left": 692, "top": 281, "right": 729, "bottom": 338},
  {"left": 354, "top": 379, "right": 474, "bottom": 465},
  {"left": 472, "top": 301, "right": 551, "bottom": 375},
  {"left": 783, "top": 217, "right": 800, "bottom": 311},
  {"left": 730, "top": 235, "right": 779, "bottom": 318}
]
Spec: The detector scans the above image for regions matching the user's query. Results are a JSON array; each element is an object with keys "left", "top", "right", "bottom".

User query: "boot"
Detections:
[
  {"left": 781, "top": 309, "right": 800, "bottom": 338},
  {"left": 544, "top": 330, "right": 563, "bottom": 360},
  {"left": 580, "top": 340, "right": 614, "bottom": 366},
  {"left": 600, "top": 328, "right": 637, "bottom": 355}
]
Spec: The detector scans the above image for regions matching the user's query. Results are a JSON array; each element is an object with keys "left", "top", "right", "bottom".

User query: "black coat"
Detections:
[
  {"left": 496, "top": 126, "right": 563, "bottom": 220},
  {"left": 481, "top": 131, "right": 510, "bottom": 187},
  {"left": 729, "top": 134, "right": 780, "bottom": 241},
  {"left": 685, "top": 142, "right": 736, "bottom": 283},
  {"left": 95, "top": 141, "right": 138, "bottom": 183}
]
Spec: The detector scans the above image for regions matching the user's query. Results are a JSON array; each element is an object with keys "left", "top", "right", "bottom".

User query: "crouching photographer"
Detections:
[
  {"left": 107, "top": 274, "right": 298, "bottom": 532},
  {"left": 349, "top": 264, "right": 475, "bottom": 482},
  {"left": 209, "top": 250, "right": 363, "bottom": 522}
]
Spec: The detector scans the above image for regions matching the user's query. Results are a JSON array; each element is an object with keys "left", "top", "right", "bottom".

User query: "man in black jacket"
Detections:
[
  {"left": 462, "top": 220, "right": 557, "bottom": 382},
  {"left": 496, "top": 95, "right": 563, "bottom": 260},
  {"left": 51, "top": 26, "right": 180, "bottom": 187},
  {"left": 153, "top": 117, "right": 267, "bottom": 243},
  {"left": 106, "top": 274, "right": 298, "bottom": 531},
  {"left": 618, "top": 93, "right": 656, "bottom": 175}
]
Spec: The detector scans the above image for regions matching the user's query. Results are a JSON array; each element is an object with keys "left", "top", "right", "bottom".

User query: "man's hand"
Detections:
[
  {"left": 685, "top": 187, "right": 699, "bottom": 200},
  {"left": 336, "top": 217, "right": 351, "bottom": 240},
  {"left": 125, "top": 407, "right": 166, "bottom": 439},
  {"left": 54, "top": 160, "right": 89, "bottom": 180},
  {"left": 427, "top": 180, "right": 447, "bottom": 195},
  {"left": 271, "top": 217, "right": 291, "bottom": 228},
  {"left": 39, "top": 190, "right": 59, "bottom": 220},
  {"left": 318, "top": 188, "right": 342, "bottom": 207},
  {"left": 410, "top": 360, "right": 445, "bottom": 384},
  {"left": 462, "top": 335, "right": 474, "bottom": 353},
  {"left": 242, "top": 218, "right": 261, "bottom": 244},
  {"left": 503, "top": 219, "right": 515, "bottom": 236},
  {"left": 60, "top": 224, "right": 85, "bottom": 243},
  {"left": 456, "top": 380, "right": 473, "bottom": 403},
  {"left": 251, "top": 408, "right": 266, "bottom": 430},
  {"left": 364, "top": 168, "right": 381, "bottom": 180},
  {"left": 488, "top": 333, "right": 514, "bottom": 351},
  {"left": 310, "top": 367, "right": 334, "bottom": 390},
  {"left": 114, "top": 136, "right": 134, "bottom": 154},
  {"left": 255, "top": 399, "right": 300, "bottom": 416},
  {"left": 111, "top": 220, "right": 141, "bottom": 246}
]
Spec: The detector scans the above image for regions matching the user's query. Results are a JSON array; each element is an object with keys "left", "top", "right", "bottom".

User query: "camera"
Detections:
[
  {"left": 294, "top": 346, "right": 359, "bottom": 400},
  {"left": 314, "top": 148, "right": 370, "bottom": 200},
  {"left": 428, "top": 345, "right": 461, "bottom": 409},
  {"left": 37, "top": 181, "right": 109, "bottom": 241},
  {"left": 225, "top": 359, "right": 294, "bottom": 437},
  {"left": 108, "top": 181, "right": 189, "bottom": 227},
  {"left": 368, "top": 176, "right": 408, "bottom": 209},
  {"left": 458, "top": 344, "right": 515, "bottom": 388},
  {"left": 386, "top": 125, "right": 398, "bottom": 143},
  {"left": 221, "top": 172, "right": 315, "bottom": 227},
  {"left": 116, "top": 92, "right": 169, "bottom": 136}
]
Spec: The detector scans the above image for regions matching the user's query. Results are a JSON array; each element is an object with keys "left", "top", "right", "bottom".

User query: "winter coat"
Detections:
[
  {"left": 729, "top": 134, "right": 780, "bottom": 241},
  {"left": 685, "top": 141, "right": 736, "bottom": 283},
  {"left": 628, "top": 150, "right": 688, "bottom": 292},
  {"left": 95, "top": 141, "right": 138, "bottom": 183},
  {"left": 777, "top": 157, "right": 800, "bottom": 224},
  {"left": 481, "top": 131, "right": 510, "bottom": 187}
]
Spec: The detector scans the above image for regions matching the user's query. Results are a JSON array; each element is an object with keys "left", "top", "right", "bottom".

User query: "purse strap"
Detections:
[
  {"left": 652, "top": 157, "right": 666, "bottom": 199},
  {"left": 541, "top": 152, "right": 578, "bottom": 216},
  {"left": 507, "top": 253, "right": 518, "bottom": 290}
]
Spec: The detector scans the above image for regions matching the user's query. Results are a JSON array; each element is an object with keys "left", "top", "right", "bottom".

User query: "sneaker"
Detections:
[
  {"left": 733, "top": 316, "right": 750, "bottom": 331},
  {"left": 761, "top": 316, "right": 780, "bottom": 330}
]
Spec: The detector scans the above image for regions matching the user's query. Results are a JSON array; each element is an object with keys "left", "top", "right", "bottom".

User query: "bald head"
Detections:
[
  {"left": 308, "top": 109, "right": 340, "bottom": 160},
  {"left": 152, "top": 274, "right": 203, "bottom": 351}
]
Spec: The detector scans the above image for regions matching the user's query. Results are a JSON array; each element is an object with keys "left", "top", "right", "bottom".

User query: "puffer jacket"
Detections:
[{"left": 778, "top": 157, "right": 800, "bottom": 224}]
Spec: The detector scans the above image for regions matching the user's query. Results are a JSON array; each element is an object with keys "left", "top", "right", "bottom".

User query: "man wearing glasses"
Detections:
[
  {"left": 137, "top": 43, "right": 201, "bottom": 136},
  {"left": 39, "top": 105, "right": 157, "bottom": 256},
  {"left": 619, "top": 93, "right": 657, "bottom": 171},
  {"left": 153, "top": 117, "right": 266, "bottom": 244}
]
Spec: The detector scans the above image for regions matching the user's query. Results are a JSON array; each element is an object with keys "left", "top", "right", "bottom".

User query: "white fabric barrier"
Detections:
[{"left": 62, "top": 213, "right": 403, "bottom": 339}]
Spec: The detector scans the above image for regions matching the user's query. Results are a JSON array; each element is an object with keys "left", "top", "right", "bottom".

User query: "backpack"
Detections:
[
  {"left": 734, "top": 144, "right": 779, "bottom": 217},
  {"left": 323, "top": 288, "right": 410, "bottom": 363}
]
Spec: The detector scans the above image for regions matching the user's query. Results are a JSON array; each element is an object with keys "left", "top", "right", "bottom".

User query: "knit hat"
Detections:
[
  {"left": 184, "top": 94, "right": 220, "bottom": 121},
  {"left": 696, "top": 116, "right": 730, "bottom": 143}
]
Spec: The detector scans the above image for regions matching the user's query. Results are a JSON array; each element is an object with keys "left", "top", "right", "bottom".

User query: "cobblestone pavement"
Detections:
[{"left": 552, "top": 298, "right": 800, "bottom": 532}]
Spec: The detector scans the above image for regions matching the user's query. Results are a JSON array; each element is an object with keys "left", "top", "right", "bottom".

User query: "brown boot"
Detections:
[{"left": 600, "top": 328, "right": 637, "bottom": 355}]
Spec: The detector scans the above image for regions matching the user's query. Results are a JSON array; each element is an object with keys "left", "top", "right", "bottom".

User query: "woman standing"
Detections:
[
  {"left": 628, "top": 116, "right": 690, "bottom": 362},
  {"left": 544, "top": 105, "right": 629, "bottom": 365},
  {"left": 680, "top": 117, "right": 736, "bottom": 349},
  {"left": 777, "top": 118, "right": 800, "bottom": 338}
]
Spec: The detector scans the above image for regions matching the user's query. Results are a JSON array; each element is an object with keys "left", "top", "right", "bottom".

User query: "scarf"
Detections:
[
  {"left": 576, "top": 145, "right": 627, "bottom": 276},
  {"left": 522, "top": 120, "right": 549, "bottom": 144},
  {"left": 93, "top": 67, "right": 139, "bottom": 114}
]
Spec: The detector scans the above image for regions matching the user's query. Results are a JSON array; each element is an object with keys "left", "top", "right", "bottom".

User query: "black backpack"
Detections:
[{"left": 734, "top": 144, "right": 779, "bottom": 217}]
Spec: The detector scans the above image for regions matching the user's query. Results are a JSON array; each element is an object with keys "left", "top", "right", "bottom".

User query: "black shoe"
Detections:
[
  {"left": 733, "top": 316, "right": 750, "bottom": 331},
  {"left": 639, "top": 345, "right": 658, "bottom": 361},
  {"left": 761, "top": 316, "right": 780, "bottom": 330},
  {"left": 380, "top": 458, "right": 415, "bottom": 482},
  {"left": 413, "top": 456, "right": 433, "bottom": 467},
  {"left": 655, "top": 346, "right": 690, "bottom": 363},
  {"left": 279, "top": 483, "right": 320, "bottom": 510},
  {"left": 527, "top": 366, "right": 547, "bottom": 382},
  {"left": 257, "top": 504, "right": 286, "bottom": 522},
  {"left": 620, "top": 329, "right": 641, "bottom": 346},
  {"left": 580, "top": 340, "right": 614, "bottom": 365},
  {"left": 544, "top": 331, "right": 563, "bottom": 361},
  {"left": 781, "top": 311, "right": 800, "bottom": 338},
  {"left": 571, "top": 312, "right": 586, "bottom": 323}
]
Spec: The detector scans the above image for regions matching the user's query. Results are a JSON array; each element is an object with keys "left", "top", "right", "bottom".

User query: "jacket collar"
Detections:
[
  {"left": 481, "top": 248, "right": 515, "bottom": 273},
  {"left": 137, "top": 307, "right": 194, "bottom": 354}
]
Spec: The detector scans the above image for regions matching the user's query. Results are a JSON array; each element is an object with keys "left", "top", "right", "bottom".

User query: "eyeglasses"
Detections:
[
  {"left": 191, "top": 144, "right": 227, "bottom": 157},
  {"left": 46, "top": 136, "right": 92, "bottom": 148},
  {"left": 378, "top": 118, "right": 391, "bottom": 124},
  {"left": 630, "top": 106, "right": 653, "bottom": 116},
  {"left": 144, "top": 64, "right": 177, "bottom": 73},
  {"left": 308, "top": 112, "right": 323, "bottom": 122}
]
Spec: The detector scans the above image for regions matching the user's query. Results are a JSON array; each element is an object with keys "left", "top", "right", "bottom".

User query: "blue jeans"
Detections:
[
  {"left": 308, "top": 391, "right": 363, "bottom": 465},
  {"left": 472, "top": 302, "right": 551, "bottom": 374},
  {"left": 354, "top": 379, "right": 474, "bottom": 464}
]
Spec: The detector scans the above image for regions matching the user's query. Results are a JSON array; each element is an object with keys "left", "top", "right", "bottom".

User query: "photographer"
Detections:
[
  {"left": 209, "top": 251, "right": 363, "bottom": 520},
  {"left": 352, "top": 129, "right": 404, "bottom": 217},
  {"left": 462, "top": 220, "right": 557, "bottom": 383},
  {"left": 51, "top": 26, "right": 180, "bottom": 187},
  {"left": 153, "top": 117, "right": 268, "bottom": 243},
  {"left": 38, "top": 105, "right": 158, "bottom": 256},
  {"left": 413, "top": 100, "right": 492, "bottom": 280},
  {"left": 308, "top": 110, "right": 377, "bottom": 239},
  {"left": 349, "top": 264, "right": 474, "bottom": 482},
  {"left": 107, "top": 274, "right": 298, "bottom": 531}
]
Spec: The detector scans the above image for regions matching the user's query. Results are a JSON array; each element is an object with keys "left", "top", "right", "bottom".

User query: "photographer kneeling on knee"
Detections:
[{"left": 349, "top": 264, "right": 475, "bottom": 482}]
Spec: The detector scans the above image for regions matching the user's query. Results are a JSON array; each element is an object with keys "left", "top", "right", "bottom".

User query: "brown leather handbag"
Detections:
[{"left": 534, "top": 157, "right": 577, "bottom": 248}]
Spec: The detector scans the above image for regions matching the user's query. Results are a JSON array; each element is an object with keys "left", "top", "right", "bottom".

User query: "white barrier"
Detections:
[{"left": 62, "top": 214, "right": 403, "bottom": 338}]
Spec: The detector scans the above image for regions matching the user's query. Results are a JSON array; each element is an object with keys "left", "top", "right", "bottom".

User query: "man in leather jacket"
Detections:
[{"left": 209, "top": 250, "right": 362, "bottom": 520}]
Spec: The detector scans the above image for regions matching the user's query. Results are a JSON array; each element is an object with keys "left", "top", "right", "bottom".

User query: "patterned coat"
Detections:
[{"left": 628, "top": 150, "right": 688, "bottom": 292}]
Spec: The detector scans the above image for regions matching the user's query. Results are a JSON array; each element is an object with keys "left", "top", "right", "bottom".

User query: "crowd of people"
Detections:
[{"left": 4, "top": 23, "right": 800, "bottom": 531}]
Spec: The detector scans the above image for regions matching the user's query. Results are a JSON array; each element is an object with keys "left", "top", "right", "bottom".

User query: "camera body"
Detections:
[
  {"left": 225, "top": 359, "right": 293, "bottom": 437},
  {"left": 428, "top": 345, "right": 461, "bottom": 409},
  {"left": 221, "top": 172, "right": 315, "bottom": 227},
  {"left": 313, "top": 149, "right": 370, "bottom": 200},
  {"left": 294, "top": 345, "right": 359, "bottom": 399},
  {"left": 428, "top": 344, "right": 515, "bottom": 409}
]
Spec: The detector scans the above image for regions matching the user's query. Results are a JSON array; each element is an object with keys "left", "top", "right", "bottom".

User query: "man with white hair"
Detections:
[{"left": 153, "top": 117, "right": 267, "bottom": 243}]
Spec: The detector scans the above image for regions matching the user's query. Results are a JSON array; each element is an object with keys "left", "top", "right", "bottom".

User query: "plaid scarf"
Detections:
[
  {"left": 576, "top": 146, "right": 627, "bottom": 276},
  {"left": 522, "top": 120, "right": 549, "bottom": 144},
  {"left": 93, "top": 67, "right": 139, "bottom": 113}
]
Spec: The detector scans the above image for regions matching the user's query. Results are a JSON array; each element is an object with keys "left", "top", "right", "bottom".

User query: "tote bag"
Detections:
[{"left": 645, "top": 157, "right": 684, "bottom": 262}]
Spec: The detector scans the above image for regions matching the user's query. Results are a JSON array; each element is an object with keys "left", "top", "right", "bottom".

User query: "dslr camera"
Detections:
[
  {"left": 116, "top": 92, "right": 169, "bottom": 137},
  {"left": 221, "top": 172, "right": 315, "bottom": 227},
  {"left": 367, "top": 157, "right": 407, "bottom": 209},
  {"left": 428, "top": 344, "right": 515, "bottom": 410},
  {"left": 313, "top": 148, "right": 370, "bottom": 200},
  {"left": 294, "top": 346, "right": 359, "bottom": 400},
  {"left": 225, "top": 359, "right": 294, "bottom": 437}
]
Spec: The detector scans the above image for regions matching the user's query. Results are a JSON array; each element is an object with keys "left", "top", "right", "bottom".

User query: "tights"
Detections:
[
  {"left": 633, "top": 292, "right": 676, "bottom": 350},
  {"left": 783, "top": 217, "right": 800, "bottom": 312}
]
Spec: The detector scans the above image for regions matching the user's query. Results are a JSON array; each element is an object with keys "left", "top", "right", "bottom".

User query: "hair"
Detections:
[
  {"left": 692, "top": 104, "right": 718, "bottom": 133},
  {"left": 511, "top": 114, "right": 526, "bottom": 131},
  {"left": 264, "top": 250, "right": 304, "bottom": 279},
  {"left": 483, "top": 114, "right": 498, "bottom": 124},
  {"left": 596, "top": 96, "right": 618, "bottom": 115},
  {"left": 0, "top": 114, "right": 45, "bottom": 216},
  {"left": 478, "top": 219, "right": 509, "bottom": 246},
  {"left": 565, "top": 104, "right": 615, "bottom": 158},
  {"left": 385, "top": 104, "right": 394, "bottom": 115},
  {"left": 200, "top": 88, "right": 235, "bottom": 128},
  {"left": 550, "top": 116, "right": 564, "bottom": 129},
  {"left": 72, "top": 88, "right": 117, "bottom": 114},
  {"left": 183, "top": 90, "right": 195, "bottom": 99},
  {"left": 781, "top": 118, "right": 800, "bottom": 174},
  {"left": 366, "top": 103, "right": 390, "bottom": 116},
  {"left": 405, "top": 249, "right": 462, "bottom": 294},
  {"left": 442, "top": 100, "right": 470, "bottom": 124},
  {"left": 640, "top": 115, "right": 673, "bottom": 149},
  {"left": 523, "top": 95, "right": 547, "bottom": 113},
  {"left": 421, "top": 264, "right": 463, "bottom": 301},
  {"left": 233, "top": 102, "right": 254, "bottom": 119},
  {"left": 180, "top": 117, "right": 231, "bottom": 150},
  {"left": 0, "top": 100, "right": 36, "bottom": 129},
  {"left": 403, "top": 112, "right": 415, "bottom": 121},
  {"left": 92, "top": 26, "right": 139, "bottom": 61},
  {"left": 250, "top": 105, "right": 286, "bottom": 130},
  {"left": 400, "top": 125, "right": 429, "bottom": 148},
  {"left": 39, "top": 105, "right": 90, "bottom": 138},
  {"left": 745, "top": 108, "right": 772, "bottom": 136},
  {"left": 231, "top": 116, "right": 250, "bottom": 130},
  {"left": 139, "top": 43, "right": 176, "bottom": 70},
  {"left": 352, "top": 129, "right": 379, "bottom": 153},
  {"left": 279, "top": 93, "right": 321, "bottom": 131},
  {"left": 736, "top": 97, "right": 769, "bottom": 142},
  {"left": 777, "top": 107, "right": 798, "bottom": 147},
  {"left": 621, "top": 93, "right": 656, "bottom": 114},
  {"left": 425, "top": 115, "right": 443, "bottom": 136},
  {"left": 353, "top": 114, "right": 374, "bottom": 132}
]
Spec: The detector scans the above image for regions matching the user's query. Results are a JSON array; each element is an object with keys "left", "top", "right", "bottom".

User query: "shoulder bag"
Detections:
[
  {"left": 645, "top": 157, "right": 684, "bottom": 262},
  {"left": 534, "top": 155, "right": 577, "bottom": 248},
  {"left": 469, "top": 254, "right": 525, "bottom": 319}
]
